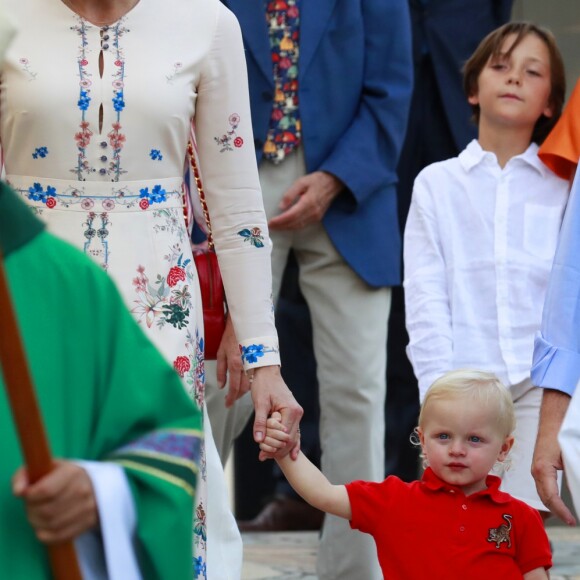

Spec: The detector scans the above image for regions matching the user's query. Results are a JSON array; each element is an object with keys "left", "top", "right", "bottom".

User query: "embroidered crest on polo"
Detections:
[{"left": 487, "top": 514, "right": 513, "bottom": 549}]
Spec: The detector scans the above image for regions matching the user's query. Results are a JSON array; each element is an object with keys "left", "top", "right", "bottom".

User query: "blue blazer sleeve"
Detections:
[{"left": 318, "top": 0, "right": 413, "bottom": 207}]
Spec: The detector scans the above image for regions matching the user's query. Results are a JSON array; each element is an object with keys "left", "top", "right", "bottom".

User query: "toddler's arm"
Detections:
[{"left": 260, "top": 413, "right": 351, "bottom": 520}]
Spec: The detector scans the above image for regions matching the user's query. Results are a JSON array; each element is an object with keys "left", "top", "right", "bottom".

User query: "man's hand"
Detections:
[
  {"left": 216, "top": 314, "right": 251, "bottom": 407},
  {"left": 268, "top": 171, "right": 343, "bottom": 231},
  {"left": 531, "top": 389, "right": 576, "bottom": 525},
  {"left": 12, "top": 461, "right": 99, "bottom": 543},
  {"left": 250, "top": 365, "right": 303, "bottom": 460}
]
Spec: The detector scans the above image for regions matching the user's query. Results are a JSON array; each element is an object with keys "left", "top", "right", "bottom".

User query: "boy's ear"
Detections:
[
  {"left": 542, "top": 101, "right": 554, "bottom": 119},
  {"left": 498, "top": 435, "right": 515, "bottom": 462},
  {"left": 468, "top": 93, "right": 479, "bottom": 106}
]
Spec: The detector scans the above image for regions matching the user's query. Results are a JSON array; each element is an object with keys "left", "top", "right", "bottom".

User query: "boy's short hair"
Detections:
[
  {"left": 463, "top": 21, "right": 566, "bottom": 144},
  {"left": 419, "top": 369, "right": 516, "bottom": 438}
]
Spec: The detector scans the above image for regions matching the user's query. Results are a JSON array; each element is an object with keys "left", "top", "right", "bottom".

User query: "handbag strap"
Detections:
[{"left": 187, "top": 139, "right": 214, "bottom": 250}]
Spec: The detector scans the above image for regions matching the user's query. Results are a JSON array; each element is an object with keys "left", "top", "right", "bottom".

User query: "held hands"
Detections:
[
  {"left": 12, "top": 461, "right": 99, "bottom": 543},
  {"left": 268, "top": 171, "right": 343, "bottom": 231},
  {"left": 216, "top": 314, "right": 252, "bottom": 408},
  {"left": 259, "top": 411, "right": 292, "bottom": 457},
  {"left": 250, "top": 365, "right": 303, "bottom": 460}
]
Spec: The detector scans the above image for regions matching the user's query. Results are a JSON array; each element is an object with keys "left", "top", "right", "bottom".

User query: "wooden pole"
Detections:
[{"left": 0, "top": 252, "right": 82, "bottom": 580}]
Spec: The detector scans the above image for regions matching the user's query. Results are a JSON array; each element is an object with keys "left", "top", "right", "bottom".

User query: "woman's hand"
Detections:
[
  {"left": 12, "top": 461, "right": 98, "bottom": 543},
  {"left": 250, "top": 365, "right": 303, "bottom": 460},
  {"left": 216, "top": 314, "right": 252, "bottom": 407}
]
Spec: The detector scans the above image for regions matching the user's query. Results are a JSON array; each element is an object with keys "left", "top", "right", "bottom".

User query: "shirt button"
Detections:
[
  {"left": 102, "top": 43, "right": 109, "bottom": 50},
  {"left": 100, "top": 141, "right": 108, "bottom": 148},
  {"left": 102, "top": 34, "right": 110, "bottom": 41},
  {"left": 460, "top": 526, "right": 465, "bottom": 532},
  {"left": 99, "top": 168, "right": 107, "bottom": 175},
  {"left": 100, "top": 155, "right": 108, "bottom": 162},
  {"left": 462, "top": 504, "right": 468, "bottom": 510}
]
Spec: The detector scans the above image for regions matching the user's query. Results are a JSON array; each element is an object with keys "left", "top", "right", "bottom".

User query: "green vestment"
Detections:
[{"left": 0, "top": 183, "right": 202, "bottom": 579}]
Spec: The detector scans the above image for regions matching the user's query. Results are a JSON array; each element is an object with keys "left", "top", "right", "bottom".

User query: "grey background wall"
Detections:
[{"left": 513, "top": 0, "right": 580, "bottom": 95}]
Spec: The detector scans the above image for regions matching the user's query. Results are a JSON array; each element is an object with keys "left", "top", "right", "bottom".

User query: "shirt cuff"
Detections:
[
  {"left": 531, "top": 333, "right": 580, "bottom": 397},
  {"left": 75, "top": 460, "right": 142, "bottom": 580},
  {"left": 239, "top": 336, "right": 280, "bottom": 371}
]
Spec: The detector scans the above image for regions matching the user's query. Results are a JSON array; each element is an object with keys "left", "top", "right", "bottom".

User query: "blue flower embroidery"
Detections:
[
  {"left": 139, "top": 184, "right": 167, "bottom": 205},
  {"left": 238, "top": 227, "right": 265, "bottom": 248},
  {"left": 112, "top": 91, "right": 125, "bottom": 112},
  {"left": 78, "top": 90, "right": 91, "bottom": 111},
  {"left": 241, "top": 344, "right": 266, "bottom": 364},
  {"left": 27, "top": 183, "right": 56, "bottom": 203},
  {"left": 193, "top": 556, "right": 207, "bottom": 579},
  {"left": 150, "top": 149, "right": 163, "bottom": 161},
  {"left": 32, "top": 146, "right": 49, "bottom": 159}
]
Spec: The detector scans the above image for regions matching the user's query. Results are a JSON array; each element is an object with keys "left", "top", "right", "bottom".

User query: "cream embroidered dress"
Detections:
[{"left": 1, "top": 1, "right": 280, "bottom": 577}]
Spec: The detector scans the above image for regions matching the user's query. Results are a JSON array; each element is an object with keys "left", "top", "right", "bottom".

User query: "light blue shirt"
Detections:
[{"left": 532, "top": 167, "right": 580, "bottom": 396}]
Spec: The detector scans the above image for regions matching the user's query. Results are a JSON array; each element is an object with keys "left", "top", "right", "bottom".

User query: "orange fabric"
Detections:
[{"left": 539, "top": 78, "right": 580, "bottom": 181}]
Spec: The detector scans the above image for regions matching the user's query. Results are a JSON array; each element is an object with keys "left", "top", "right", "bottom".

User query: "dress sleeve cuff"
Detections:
[
  {"left": 531, "top": 333, "right": 580, "bottom": 396},
  {"left": 239, "top": 336, "right": 280, "bottom": 371}
]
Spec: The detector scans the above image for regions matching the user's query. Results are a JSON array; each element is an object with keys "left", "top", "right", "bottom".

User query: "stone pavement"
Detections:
[{"left": 241, "top": 527, "right": 580, "bottom": 579}]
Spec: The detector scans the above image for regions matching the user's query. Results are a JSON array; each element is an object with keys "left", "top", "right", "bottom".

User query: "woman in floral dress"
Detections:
[{"left": 0, "top": 0, "right": 301, "bottom": 577}]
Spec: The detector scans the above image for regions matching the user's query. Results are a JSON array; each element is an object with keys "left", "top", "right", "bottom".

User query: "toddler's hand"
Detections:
[{"left": 259, "top": 411, "right": 291, "bottom": 455}]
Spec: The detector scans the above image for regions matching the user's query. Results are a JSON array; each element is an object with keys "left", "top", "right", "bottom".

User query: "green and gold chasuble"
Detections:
[{"left": 0, "top": 183, "right": 202, "bottom": 579}]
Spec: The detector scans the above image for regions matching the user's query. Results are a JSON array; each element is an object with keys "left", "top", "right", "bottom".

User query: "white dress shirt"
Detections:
[{"left": 404, "top": 140, "right": 569, "bottom": 400}]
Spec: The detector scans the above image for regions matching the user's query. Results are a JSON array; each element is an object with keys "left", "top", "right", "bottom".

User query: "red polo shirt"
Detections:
[{"left": 347, "top": 468, "right": 551, "bottom": 579}]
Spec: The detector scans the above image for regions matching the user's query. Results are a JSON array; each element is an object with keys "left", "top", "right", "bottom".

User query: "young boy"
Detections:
[
  {"left": 403, "top": 22, "right": 569, "bottom": 514},
  {"left": 261, "top": 371, "right": 552, "bottom": 579}
]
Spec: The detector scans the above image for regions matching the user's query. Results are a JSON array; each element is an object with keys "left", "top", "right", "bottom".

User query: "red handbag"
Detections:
[{"left": 187, "top": 140, "right": 226, "bottom": 360}]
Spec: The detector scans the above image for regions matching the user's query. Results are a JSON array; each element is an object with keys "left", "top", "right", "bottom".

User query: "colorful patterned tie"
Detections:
[{"left": 263, "top": 0, "right": 301, "bottom": 163}]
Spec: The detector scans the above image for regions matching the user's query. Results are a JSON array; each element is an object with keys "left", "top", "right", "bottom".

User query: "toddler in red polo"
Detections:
[{"left": 260, "top": 370, "right": 552, "bottom": 579}]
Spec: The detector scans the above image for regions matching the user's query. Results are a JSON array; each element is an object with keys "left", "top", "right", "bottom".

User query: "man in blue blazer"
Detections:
[{"left": 208, "top": 2, "right": 412, "bottom": 577}]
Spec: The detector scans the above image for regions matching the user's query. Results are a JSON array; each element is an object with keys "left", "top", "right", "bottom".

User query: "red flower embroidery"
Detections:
[
  {"left": 45, "top": 197, "right": 56, "bottom": 209},
  {"left": 234, "top": 137, "right": 244, "bottom": 148},
  {"left": 80, "top": 59, "right": 88, "bottom": 66},
  {"left": 114, "top": 59, "right": 123, "bottom": 67},
  {"left": 167, "top": 266, "right": 186, "bottom": 287},
  {"left": 173, "top": 355, "right": 191, "bottom": 377},
  {"left": 139, "top": 198, "right": 150, "bottom": 210}
]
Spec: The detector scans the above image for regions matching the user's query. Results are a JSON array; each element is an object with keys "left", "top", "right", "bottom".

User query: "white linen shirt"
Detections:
[{"left": 404, "top": 139, "right": 569, "bottom": 400}]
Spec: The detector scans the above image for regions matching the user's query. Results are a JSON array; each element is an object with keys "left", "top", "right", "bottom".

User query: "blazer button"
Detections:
[
  {"left": 261, "top": 91, "right": 272, "bottom": 102},
  {"left": 254, "top": 138, "right": 263, "bottom": 149}
]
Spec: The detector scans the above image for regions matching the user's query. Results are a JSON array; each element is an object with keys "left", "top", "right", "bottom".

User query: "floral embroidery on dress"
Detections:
[
  {"left": 152, "top": 208, "right": 186, "bottom": 242},
  {"left": 18, "top": 57, "right": 38, "bottom": 80},
  {"left": 131, "top": 249, "right": 193, "bottom": 331},
  {"left": 27, "top": 182, "right": 56, "bottom": 204},
  {"left": 71, "top": 18, "right": 95, "bottom": 179},
  {"left": 83, "top": 212, "right": 111, "bottom": 269},
  {"left": 107, "top": 122, "right": 127, "bottom": 179},
  {"left": 32, "top": 147, "right": 49, "bottom": 159},
  {"left": 107, "top": 22, "right": 130, "bottom": 180},
  {"left": 214, "top": 113, "right": 243, "bottom": 152},
  {"left": 238, "top": 226, "right": 265, "bottom": 248},
  {"left": 139, "top": 184, "right": 167, "bottom": 209},
  {"left": 240, "top": 343, "right": 279, "bottom": 364},
  {"left": 193, "top": 503, "right": 207, "bottom": 578},
  {"left": 166, "top": 62, "right": 183, "bottom": 84},
  {"left": 150, "top": 149, "right": 163, "bottom": 161}
]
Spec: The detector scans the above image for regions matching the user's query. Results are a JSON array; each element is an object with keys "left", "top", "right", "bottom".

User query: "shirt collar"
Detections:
[
  {"left": 0, "top": 182, "right": 45, "bottom": 257},
  {"left": 459, "top": 139, "right": 548, "bottom": 177},
  {"left": 421, "top": 467, "right": 512, "bottom": 504}
]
